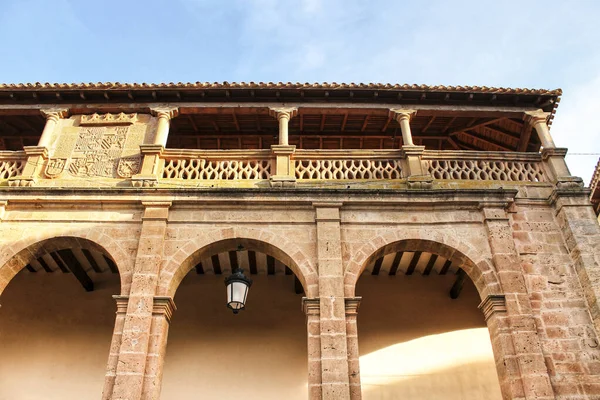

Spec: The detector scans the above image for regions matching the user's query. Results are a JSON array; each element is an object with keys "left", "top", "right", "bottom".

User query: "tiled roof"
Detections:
[{"left": 0, "top": 81, "right": 562, "bottom": 95}]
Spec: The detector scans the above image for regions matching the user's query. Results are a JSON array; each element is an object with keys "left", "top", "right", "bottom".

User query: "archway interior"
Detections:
[
  {"left": 161, "top": 242, "right": 307, "bottom": 400},
  {"left": 0, "top": 238, "right": 121, "bottom": 400},
  {"left": 357, "top": 243, "right": 502, "bottom": 400}
]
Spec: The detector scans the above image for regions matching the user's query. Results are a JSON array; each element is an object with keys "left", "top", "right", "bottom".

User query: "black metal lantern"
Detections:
[{"left": 225, "top": 268, "right": 252, "bottom": 314}]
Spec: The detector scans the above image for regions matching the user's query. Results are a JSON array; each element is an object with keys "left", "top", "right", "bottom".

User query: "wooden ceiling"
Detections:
[
  {"left": 0, "top": 115, "right": 45, "bottom": 150},
  {"left": 168, "top": 111, "right": 540, "bottom": 152}
]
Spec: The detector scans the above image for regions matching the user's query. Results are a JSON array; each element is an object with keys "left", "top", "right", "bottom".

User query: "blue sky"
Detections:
[{"left": 1, "top": 0, "right": 599, "bottom": 182}]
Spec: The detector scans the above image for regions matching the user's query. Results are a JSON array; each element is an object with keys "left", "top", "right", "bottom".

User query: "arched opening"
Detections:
[
  {"left": 161, "top": 239, "right": 308, "bottom": 400},
  {"left": 355, "top": 240, "right": 502, "bottom": 400},
  {"left": 0, "top": 237, "right": 121, "bottom": 400}
]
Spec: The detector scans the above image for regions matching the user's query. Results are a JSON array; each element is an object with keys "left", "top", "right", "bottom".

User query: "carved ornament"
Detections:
[{"left": 80, "top": 112, "right": 137, "bottom": 126}]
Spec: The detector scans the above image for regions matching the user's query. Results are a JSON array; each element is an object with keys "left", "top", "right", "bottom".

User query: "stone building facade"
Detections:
[{"left": 0, "top": 82, "right": 599, "bottom": 399}]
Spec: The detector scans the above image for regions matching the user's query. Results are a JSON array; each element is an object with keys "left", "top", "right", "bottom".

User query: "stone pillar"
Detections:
[
  {"left": 109, "top": 201, "right": 171, "bottom": 400},
  {"left": 482, "top": 204, "right": 555, "bottom": 399},
  {"left": 551, "top": 189, "right": 600, "bottom": 334},
  {"left": 314, "top": 202, "right": 351, "bottom": 399},
  {"left": 102, "top": 296, "right": 129, "bottom": 400},
  {"left": 132, "top": 145, "right": 164, "bottom": 188},
  {"left": 345, "top": 297, "right": 362, "bottom": 400},
  {"left": 150, "top": 108, "right": 178, "bottom": 147},
  {"left": 269, "top": 108, "right": 298, "bottom": 146},
  {"left": 525, "top": 111, "right": 555, "bottom": 149},
  {"left": 38, "top": 108, "right": 69, "bottom": 148},
  {"left": 303, "top": 297, "right": 322, "bottom": 400},
  {"left": 269, "top": 108, "right": 298, "bottom": 187},
  {"left": 141, "top": 296, "right": 176, "bottom": 399}
]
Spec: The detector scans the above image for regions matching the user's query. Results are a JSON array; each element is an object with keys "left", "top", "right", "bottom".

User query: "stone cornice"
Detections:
[
  {"left": 478, "top": 294, "right": 507, "bottom": 321},
  {"left": 302, "top": 297, "right": 320, "bottom": 316}
]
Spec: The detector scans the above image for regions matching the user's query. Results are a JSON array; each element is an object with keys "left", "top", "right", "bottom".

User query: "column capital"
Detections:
[
  {"left": 478, "top": 294, "right": 507, "bottom": 321},
  {"left": 112, "top": 295, "right": 129, "bottom": 314},
  {"left": 389, "top": 108, "right": 417, "bottom": 122},
  {"left": 40, "top": 107, "right": 69, "bottom": 121},
  {"left": 153, "top": 296, "right": 177, "bottom": 322},
  {"left": 269, "top": 107, "right": 298, "bottom": 120},
  {"left": 302, "top": 297, "right": 320, "bottom": 316},
  {"left": 523, "top": 110, "right": 550, "bottom": 125},
  {"left": 150, "top": 107, "right": 179, "bottom": 120},
  {"left": 345, "top": 297, "right": 361, "bottom": 316}
]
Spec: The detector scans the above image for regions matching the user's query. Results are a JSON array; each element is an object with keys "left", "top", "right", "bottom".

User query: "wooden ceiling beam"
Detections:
[
  {"left": 232, "top": 112, "right": 240, "bottom": 131},
  {"left": 421, "top": 116, "right": 436, "bottom": 133},
  {"left": 381, "top": 116, "right": 392, "bottom": 133},
  {"left": 446, "top": 137, "right": 461, "bottom": 150},
  {"left": 360, "top": 116, "right": 370, "bottom": 132},
  {"left": 56, "top": 249, "right": 94, "bottom": 292},
  {"left": 461, "top": 130, "right": 513, "bottom": 151},
  {"left": 187, "top": 115, "right": 199, "bottom": 132},
  {"left": 300, "top": 114, "right": 304, "bottom": 131},
  {"left": 320, "top": 114, "right": 326, "bottom": 132},
  {"left": 517, "top": 120, "right": 534, "bottom": 152},
  {"left": 450, "top": 269, "right": 466, "bottom": 299},
  {"left": 448, "top": 117, "right": 505, "bottom": 136},
  {"left": 441, "top": 117, "right": 457, "bottom": 133},
  {"left": 341, "top": 113, "right": 348, "bottom": 132},
  {"left": 211, "top": 121, "right": 220, "bottom": 132},
  {"left": 483, "top": 124, "right": 521, "bottom": 141}
]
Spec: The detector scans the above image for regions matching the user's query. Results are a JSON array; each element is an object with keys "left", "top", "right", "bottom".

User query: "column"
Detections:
[
  {"left": 525, "top": 111, "right": 555, "bottom": 149},
  {"left": 109, "top": 201, "right": 171, "bottom": 400},
  {"left": 314, "top": 202, "right": 351, "bottom": 399},
  {"left": 389, "top": 109, "right": 431, "bottom": 188},
  {"left": 345, "top": 297, "right": 362, "bottom": 400},
  {"left": 303, "top": 297, "right": 322, "bottom": 400},
  {"left": 482, "top": 205, "right": 555, "bottom": 399},
  {"left": 150, "top": 108, "right": 179, "bottom": 147},
  {"left": 269, "top": 108, "right": 298, "bottom": 187},
  {"left": 269, "top": 107, "right": 298, "bottom": 146},
  {"left": 38, "top": 108, "right": 69, "bottom": 147}
]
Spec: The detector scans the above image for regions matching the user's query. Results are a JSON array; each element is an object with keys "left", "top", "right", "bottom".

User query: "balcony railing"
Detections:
[
  {"left": 0, "top": 151, "right": 26, "bottom": 179},
  {"left": 294, "top": 150, "right": 404, "bottom": 180},
  {"left": 422, "top": 150, "right": 547, "bottom": 183},
  {"left": 160, "top": 149, "right": 272, "bottom": 180}
]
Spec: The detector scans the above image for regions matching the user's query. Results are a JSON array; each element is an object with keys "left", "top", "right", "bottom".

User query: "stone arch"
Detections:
[
  {"left": 158, "top": 227, "right": 318, "bottom": 297},
  {"left": 344, "top": 231, "right": 502, "bottom": 299},
  {"left": 0, "top": 234, "right": 130, "bottom": 296}
]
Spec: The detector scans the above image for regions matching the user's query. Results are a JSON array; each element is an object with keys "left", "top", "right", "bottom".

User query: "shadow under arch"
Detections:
[
  {"left": 159, "top": 237, "right": 318, "bottom": 298},
  {"left": 345, "top": 238, "right": 502, "bottom": 300},
  {"left": 0, "top": 236, "right": 125, "bottom": 297}
]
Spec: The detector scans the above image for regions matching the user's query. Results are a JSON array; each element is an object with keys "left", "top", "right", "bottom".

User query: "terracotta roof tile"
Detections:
[{"left": 0, "top": 81, "right": 563, "bottom": 95}]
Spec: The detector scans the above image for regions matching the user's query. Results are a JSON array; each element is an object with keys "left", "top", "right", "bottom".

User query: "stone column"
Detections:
[
  {"left": 269, "top": 108, "right": 298, "bottom": 187},
  {"left": 314, "top": 202, "right": 351, "bottom": 399},
  {"left": 269, "top": 108, "right": 298, "bottom": 146},
  {"left": 389, "top": 109, "right": 431, "bottom": 188},
  {"left": 38, "top": 108, "right": 69, "bottom": 148},
  {"left": 102, "top": 296, "right": 129, "bottom": 400},
  {"left": 150, "top": 108, "right": 179, "bottom": 147},
  {"left": 303, "top": 297, "right": 322, "bottom": 400},
  {"left": 525, "top": 111, "right": 555, "bottom": 149},
  {"left": 109, "top": 201, "right": 171, "bottom": 400},
  {"left": 345, "top": 297, "right": 362, "bottom": 400},
  {"left": 482, "top": 204, "right": 555, "bottom": 399}
]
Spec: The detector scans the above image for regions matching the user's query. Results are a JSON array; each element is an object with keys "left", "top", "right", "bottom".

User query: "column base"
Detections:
[
  {"left": 131, "top": 174, "right": 158, "bottom": 187},
  {"left": 407, "top": 176, "right": 433, "bottom": 189},
  {"left": 269, "top": 175, "right": 296, "bottom": 188}
]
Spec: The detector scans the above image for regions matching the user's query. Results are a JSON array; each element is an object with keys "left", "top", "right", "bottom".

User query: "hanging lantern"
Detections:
[{"left": 225, "top": 268, "right": 252, "bottom": 314}]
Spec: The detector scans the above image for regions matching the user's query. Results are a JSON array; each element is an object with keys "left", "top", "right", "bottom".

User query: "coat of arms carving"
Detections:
[
  {"left": 45, "top": 158, "right": 67, "bottom": 178},
  {"left": 67, "top": 126, "right": 137, "bottom": 179}
]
